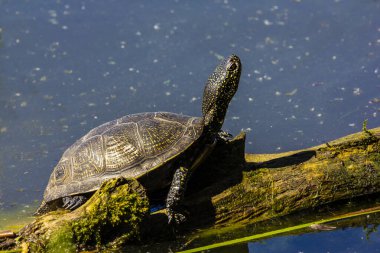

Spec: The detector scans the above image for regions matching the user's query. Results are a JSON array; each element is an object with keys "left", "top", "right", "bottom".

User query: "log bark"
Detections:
[
  {"left": 2, "top": 127, "right": 379, "bottom": 251},
  {"left": 183, "top": 127, "right": 380, "bottom": 227}
]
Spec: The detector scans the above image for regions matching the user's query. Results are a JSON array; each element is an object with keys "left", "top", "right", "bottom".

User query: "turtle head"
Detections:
[{"left": 202, "top": 54, "right": 241, "bottom": 134}]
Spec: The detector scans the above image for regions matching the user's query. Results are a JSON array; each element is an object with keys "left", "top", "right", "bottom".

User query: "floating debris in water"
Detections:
[
  {"left": 271, "top": 59, "right": 279, "bottom": 65},
  {"left": 285, "top": 115, "right": 297, "bottom": 120},
  {"left": 43, "top": 95, "right": 54, "bottom": 100},
  {"left": 211, "top": 52, "right": 224, "bottom": 61},
  {"left": 311, "top": 82, "right": 324, "bottom": 87},
  {"left": 129, "top": 86, "right": 137, "bottom": 93},
  {"left": 263, "top": 19, "right": 273, "bottom": 26},
  {"left": 120, "top": 41, "right": 127, "bottom": 49},
  {"left": 285, "top": 88, "right": 298, "bottom": 96},
  {"left": 48, "top": 10, "right": 57, "bottom": 18},
  {"left": 370, "top": 98, "right": 380, "bottom": 103},
  {"left": 153, "top": 23, "right": 161, "bottom": 31},
  {"left": 163, "top": 80, "right": 171, "bottom": 86},
  {"left": 263, "top": 74, "right": 272, "bottom": 80},
  {"left": 189, "top": 97, "right": 199, "bottom": 103},
  {"left": 353, "top": 88, "right": 362, "bottom": 96},
  {"left": 48, "top": 9, "right": 59, "bottom": 25},
  {"left": 310, "top": 224, "right": 336, "bottom": 231},
  {"left": 242, "top": 127, "right": 252, "bottom": 132}
]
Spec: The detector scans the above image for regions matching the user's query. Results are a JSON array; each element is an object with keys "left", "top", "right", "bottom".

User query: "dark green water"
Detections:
[{"left": 1, "top": 0, "right": 380, "bottom": 251}]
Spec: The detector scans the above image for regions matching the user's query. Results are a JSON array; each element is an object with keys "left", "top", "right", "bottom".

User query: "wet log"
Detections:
[
  {"left": 183, "top": 127, "right": 380, "bottom": 227},
  {"left": 3, "top": 126, "right": 380, "bottom": 251}
]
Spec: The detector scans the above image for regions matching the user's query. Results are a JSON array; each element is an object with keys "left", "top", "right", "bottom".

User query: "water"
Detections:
[
  {"left": 0, "top": 0, "right": 379, "bottom": 251},
  {"left": 249, "top": 228, "right": 380, "bottom": 253},
  {"left": 217, "top": 228, "right": 380, "bottom": 253}
]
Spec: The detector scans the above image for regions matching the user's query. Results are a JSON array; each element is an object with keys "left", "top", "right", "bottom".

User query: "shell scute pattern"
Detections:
[
  {"left": 83, "top": 119, "right": 118, "bottom": 141},
  {"left": 71, "top": 135, "right": 105, "bottom": 180},
  {"left": 137, "top": 118, "right": 186, "bottom": 157},
  {"left": 185, "top": 118, "right": 204, "bottom": 139},
  {"left": 104, "top": 123, "right": 144, "bottom": 172},
  {"left": 154, "top": 112, "right": 190, "bottom": 125},
  {"left": 53, "top": 159, "right": 71, "bottom": 184},
  {"left": 117, "top": 112, "right": 152, "bottom": 124}
]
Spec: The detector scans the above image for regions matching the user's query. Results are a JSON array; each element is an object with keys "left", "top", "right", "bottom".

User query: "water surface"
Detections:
[{"left": 1, "top": 0, "right": 379, "bottom": 251}]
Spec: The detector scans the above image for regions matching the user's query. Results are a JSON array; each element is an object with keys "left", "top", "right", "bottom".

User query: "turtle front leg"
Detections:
[
  {"left": 166, "top": 166, "right": 189, "bottom": 225},
  {"left": 217, "top": 130, "right": 233, "bottom": 142},
  {"left": 62, "top": 195, "right": 87, "bottom": 211}
]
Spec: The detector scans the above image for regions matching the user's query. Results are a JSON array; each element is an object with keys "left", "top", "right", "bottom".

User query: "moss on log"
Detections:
[
  {"left": 16, "top": 178, "right": 149, "bottom": 252},
  {"left": 2, "top": 127, "right": 380, "bottom": 251}
]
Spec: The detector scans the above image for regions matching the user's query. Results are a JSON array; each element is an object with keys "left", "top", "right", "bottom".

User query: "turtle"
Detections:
[{"left": 35, "top": 54, "right": 242, "bottom": 224}]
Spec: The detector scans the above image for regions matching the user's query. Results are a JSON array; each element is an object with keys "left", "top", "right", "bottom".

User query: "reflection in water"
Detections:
[
  {"left": 246, "top": 226, "right": 380, "bottom": 253},
  {"left": 364, "top": 223, "right": 379, "bottom": 241},
  {"left": 180, "top": 196, "right": 380, "bottom": 253}
]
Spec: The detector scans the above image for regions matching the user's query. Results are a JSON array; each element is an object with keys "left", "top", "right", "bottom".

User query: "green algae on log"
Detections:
[{"left": 17, "top": 177, "right": 149, "bottom": 252}]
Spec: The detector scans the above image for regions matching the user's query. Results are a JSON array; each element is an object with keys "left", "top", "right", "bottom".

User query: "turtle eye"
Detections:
[{"left": 227, "top": 62, "right": 238, "bottom": 72}]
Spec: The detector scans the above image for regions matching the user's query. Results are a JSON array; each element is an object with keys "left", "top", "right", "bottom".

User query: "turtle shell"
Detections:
[{"left": 42, "top": 112, "right": 203, "bottom": 205}]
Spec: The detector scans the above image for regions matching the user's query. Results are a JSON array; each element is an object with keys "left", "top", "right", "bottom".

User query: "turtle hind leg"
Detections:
[
  {"left": 34, "top": 200, "right": 49, "bottom": 216},
  {"left": 62, "top": 195, "right": 87, "bottom": 211}
]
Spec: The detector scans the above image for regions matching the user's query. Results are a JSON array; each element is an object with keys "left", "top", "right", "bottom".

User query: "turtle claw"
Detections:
[
  {"left": 217, "top": 130, "right": 233, "bottom": 142},
  {"left": 62, "top": 195, "right": 87, "bottom": 211},
  {"left": 167, "top": 208, "right": 188, "bottom": 225}
]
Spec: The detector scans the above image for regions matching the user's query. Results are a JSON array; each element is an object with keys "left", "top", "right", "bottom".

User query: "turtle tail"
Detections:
[{"left": 34, "top": 200, "right": 49, "bottom": 216}]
